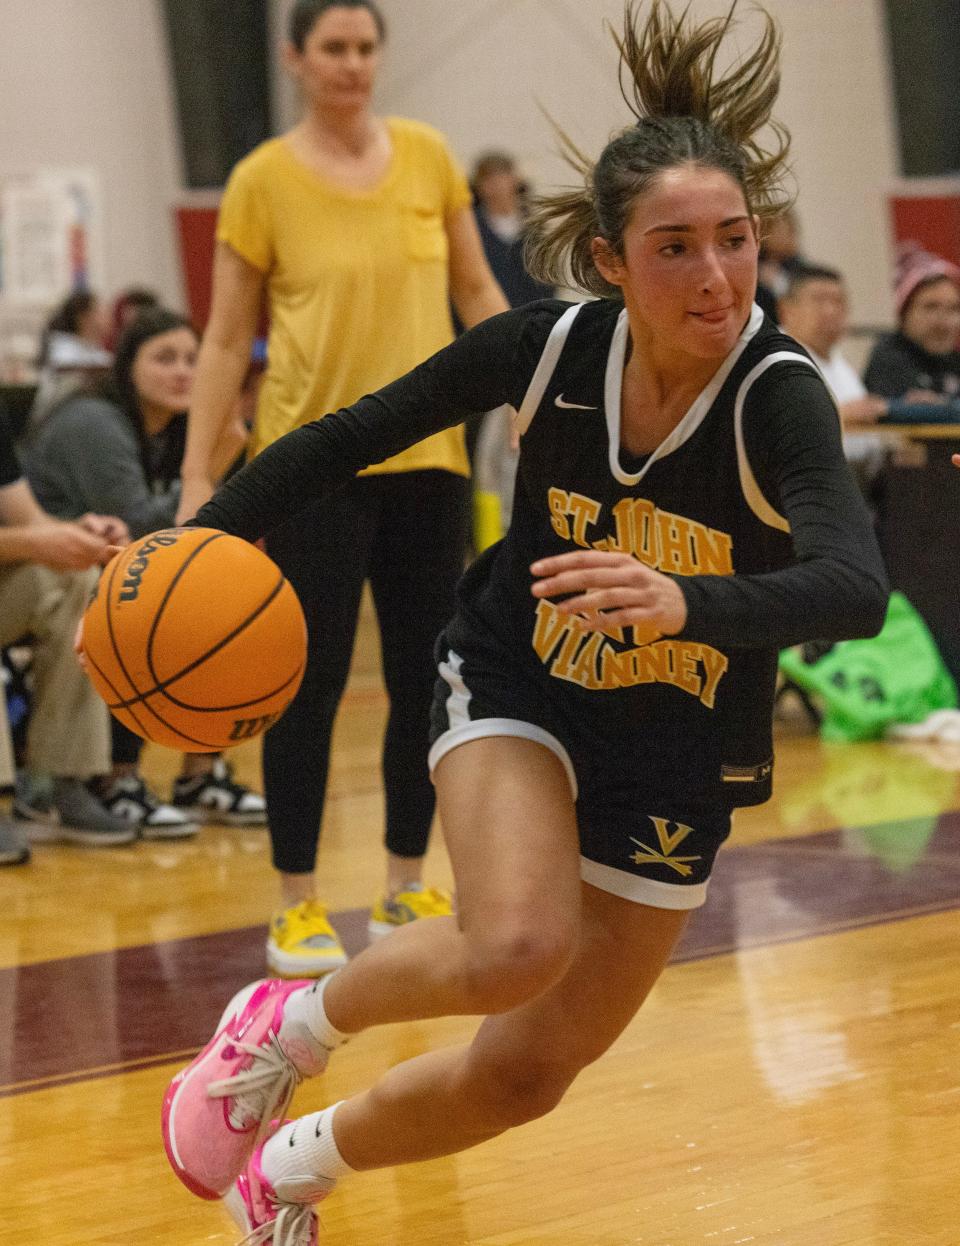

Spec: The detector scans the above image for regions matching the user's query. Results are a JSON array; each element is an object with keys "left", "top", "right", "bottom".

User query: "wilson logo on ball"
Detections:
[
  {"left": 229, "top": 713, "right": 283, "bottom": 742},
  {"left": 118, "top": 532, "right": 181, "bottom": 603}
]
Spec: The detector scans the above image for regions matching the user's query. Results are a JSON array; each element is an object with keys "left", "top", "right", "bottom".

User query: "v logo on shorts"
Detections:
[
  {"left": 554, "top": 394, "right": 598, "bottom": 410},
  {"left": 629, "top": 816, "right": 702, "bottom": 877}
]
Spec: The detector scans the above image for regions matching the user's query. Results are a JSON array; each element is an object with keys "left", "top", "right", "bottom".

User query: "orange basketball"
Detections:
[{"left": 82, "top": 527, "right": 307, "bottom": 752}]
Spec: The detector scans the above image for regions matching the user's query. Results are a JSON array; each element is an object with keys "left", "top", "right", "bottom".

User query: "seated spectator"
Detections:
[
  {"left": 0, "top": 696, "right": 30, "bottom": 865},
  {"left": 778, "top": 265, "right": 889, "bottom": 491},
  {"left": 27, "top": 309, "right": 193, "bottom": 541},
  {"left": 864, "top": 243, "right": 960, "bottom": 402},
  {"left": 37, "top": 290, "right": 111, "bottom": 365},
  {"left": 756, "top": 207, "right": 806, "bottom": 322},
  {"left": 22, "top": 308, "right": 264, "bottom": 834},
  {"left": 107, "top": 286, "right": 160, "bottom": 351},
  {"left": 778, "top": 265, "right": 889, "bottom": 422},
  {"left": 31, "top": 290, "right": 112, "bottom": 427},
  {"left": 0, "top": 411, "right": 135, "bottom": 850}
]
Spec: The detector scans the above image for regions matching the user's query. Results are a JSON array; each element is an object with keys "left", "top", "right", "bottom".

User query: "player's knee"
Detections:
[
  {"left": 461, "top": 924, "right": 577, "bottom": 1014},
  {"left": 481, "top": 1055, "right": 579, "bottom": 1127}
]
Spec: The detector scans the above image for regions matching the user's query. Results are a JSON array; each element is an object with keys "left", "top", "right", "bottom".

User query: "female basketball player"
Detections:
[
  {"left": 176, "top": 0, "right": 509, "bottom": 976},
  {"left": 162, "top": 4, "right": 888, "bottom": 1241}
]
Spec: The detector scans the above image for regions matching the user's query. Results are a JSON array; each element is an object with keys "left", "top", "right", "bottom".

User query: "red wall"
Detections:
[
  {"left": 890, "top": 192, "right": 960, "bottom": 268},
  {"left": 174, "top": 204, "right": 220, "bottom": 329}
]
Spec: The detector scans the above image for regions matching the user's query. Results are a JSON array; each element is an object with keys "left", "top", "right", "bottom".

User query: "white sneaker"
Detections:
[
  {"left": 172, "top": 758, "right": 267, "bottom": 827},
  {"left": 101, "top": 775, "right": 198, "bottom": 840}
]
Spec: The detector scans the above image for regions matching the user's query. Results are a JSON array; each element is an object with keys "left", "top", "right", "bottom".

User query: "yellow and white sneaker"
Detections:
[
  {"left": 368, "top": 884, "right": 454, "bottom": 941},
  {"left": 266, "top": 900, "right": 348, "bottom": 977}
]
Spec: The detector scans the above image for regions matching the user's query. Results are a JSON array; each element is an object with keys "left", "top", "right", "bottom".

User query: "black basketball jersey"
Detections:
[
  {"left": 197, "top": 298, "right": 889, "bottom": 808},
  {"left": 442, "top": 300, "right": 830, "bottom": 805}
]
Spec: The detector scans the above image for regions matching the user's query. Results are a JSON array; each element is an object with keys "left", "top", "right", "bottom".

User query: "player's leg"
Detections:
[
  {"left": 227, "top": 777, "right": 723, "bottom": 1236},
  {"left": 366, "top": 469, "right": 470, "bottom": 933},
  {"left": 229, "top": 879, "right": 688, "bottom": 1239},
  {"left": 327, "top": 880, "right": 688, "bottom": 1166},
  {"left": 164, "top": 734, "right": 582, "bottom": 1199}
]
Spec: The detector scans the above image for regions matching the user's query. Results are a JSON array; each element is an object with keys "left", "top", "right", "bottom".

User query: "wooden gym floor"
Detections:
[{"left": 2, "top": 602, "right": 959, "bottom": 1245}]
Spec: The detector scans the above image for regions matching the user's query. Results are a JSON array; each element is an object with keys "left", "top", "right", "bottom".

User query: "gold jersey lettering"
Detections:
[
  {"left": 568, "top": 493, "right": 601, "bottom": 547},
  {"left": 533, "top": 601, "right": 728, "bottom": 707},
  {"left": 547, "top": 489, "right": 602, "bottom": 546},
  {"left": 655, "top": 511, "right": 698, "bottom": 576},
  {"left": 564, "top": 491, "right": 732, "bottom": 575},
  {"left": 698, "top": 644, "right": 729, "bottom": 709},
  {"left": 599, "top": 643, "right": 636, "bottom": 689},
  {"left": 532, "top": 598, "right": 572, "bottom": 663},
  {"left": 547, "top": 488, "right": 572, "bottom": 540},
  {"left": 695, "top": 523, "right": 734, "bottom": 575},
  {"left": 635, "top": 499, "right": 657, "bottom": 566},
  {"left": 568, "top": 631, "right": 606, "bottom": 689},
  {"left": 538, "top": 489, "right": 733, "bottom": 705},
  {"left": 633, "top": 643, "right": 670, "bottom": 686},
  {"left": 549, "top": 624, "right": 586, "bottom": 681},
  {"left": 673, "top": 642, "right": 702, "bottom": 696}
]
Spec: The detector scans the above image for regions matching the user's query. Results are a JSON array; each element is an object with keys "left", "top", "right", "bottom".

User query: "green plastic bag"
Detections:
[{"left": 778, "top": 592, "right": 958, "bottom": 742}]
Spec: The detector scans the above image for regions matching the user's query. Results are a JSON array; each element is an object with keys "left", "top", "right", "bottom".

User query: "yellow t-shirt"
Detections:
[{"left": 217, "top": 118, "right": 472, "bottom": 475}]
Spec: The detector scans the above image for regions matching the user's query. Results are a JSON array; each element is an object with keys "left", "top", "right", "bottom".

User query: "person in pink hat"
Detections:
[{"left": 864, "top": 242, "right": 960, "bottom": 403}]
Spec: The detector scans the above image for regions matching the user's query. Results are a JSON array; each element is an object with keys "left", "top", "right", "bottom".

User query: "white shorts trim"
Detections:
[
  {"left": 579, "top": 856, "right": 709, "bottom": 910},
  {"left": 429, "top": 718, "right": 578, "bottom": 800}
]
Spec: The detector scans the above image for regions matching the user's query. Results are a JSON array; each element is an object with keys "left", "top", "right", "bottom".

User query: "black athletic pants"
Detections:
[
  {"left": 111, "top": 717, "right": 144, "bottom": 766},
  {"left": 263, "top": 470, "right": 470, "bottom": 875}
]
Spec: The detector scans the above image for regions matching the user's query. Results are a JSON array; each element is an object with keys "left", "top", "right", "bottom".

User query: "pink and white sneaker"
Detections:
[
  {"left": 224, "top": 1135, "right": 333, "bottom": 1246},
  {"left": 162, "top": 979, "right": 330, "bottom": 1199}
]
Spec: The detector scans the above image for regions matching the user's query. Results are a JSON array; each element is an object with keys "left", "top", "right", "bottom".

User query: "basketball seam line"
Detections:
[
  {"left": 135, "top": 571, "right": 295, "bottom": 711},
  {"left": 144, "top": 531, "right": 228, "bottom": 694},
  {"left": 105, "top": 531, "right": 295, "bottom": 710}
]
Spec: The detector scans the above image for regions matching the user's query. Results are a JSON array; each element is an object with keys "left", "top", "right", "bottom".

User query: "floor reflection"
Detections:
[{"left": 4, "top": 810, "right": 959, "bottom": 1095}]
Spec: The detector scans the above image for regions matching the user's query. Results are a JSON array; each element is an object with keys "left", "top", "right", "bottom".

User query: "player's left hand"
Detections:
[{"left": 530, "top": 550, "right": 688, "bottom": 635}]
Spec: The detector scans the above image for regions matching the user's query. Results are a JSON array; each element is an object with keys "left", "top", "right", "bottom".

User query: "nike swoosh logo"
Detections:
[{"left": 554, "top": 395, "right": 597, "bottom": 410}]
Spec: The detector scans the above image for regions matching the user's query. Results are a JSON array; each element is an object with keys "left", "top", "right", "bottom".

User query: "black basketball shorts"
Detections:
[{"left": 428, "top": 643, "right": 732, "bottom": 911}]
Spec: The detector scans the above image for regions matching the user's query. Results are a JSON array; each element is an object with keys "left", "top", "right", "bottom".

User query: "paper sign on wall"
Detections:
[{"left": 0, "top": 168, "right": 104, "bottom": 305}]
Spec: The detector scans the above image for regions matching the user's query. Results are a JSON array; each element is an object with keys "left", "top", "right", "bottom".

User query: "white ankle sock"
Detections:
[
  {"left": 280, "top": 973, "right": 351, "bottom": 1056},
  {"left": 261, "top": 1103, "right": 354, "bottom": 1196}
]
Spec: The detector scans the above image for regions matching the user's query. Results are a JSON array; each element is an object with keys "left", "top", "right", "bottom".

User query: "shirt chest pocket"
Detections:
[{"left": 402, "top": 203, "right": 447, "bottom": 262}]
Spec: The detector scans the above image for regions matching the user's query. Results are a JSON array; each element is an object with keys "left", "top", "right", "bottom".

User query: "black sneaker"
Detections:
[
  {"left": 0, "top": 818, "right": 30, "bottom": 865},
  {"left": 100, "top": 775, "right": 198, "bottom": 841},
  {"left": 171, "top": 758, "right": 267, "bottom": 826},
  {"left": 13, "top": 777, "right": 138, "bottom": 846}
]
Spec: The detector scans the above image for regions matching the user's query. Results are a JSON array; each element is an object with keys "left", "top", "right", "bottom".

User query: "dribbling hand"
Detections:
[
  {"left": 74, "top": 540, "right": 129, "bottom": 671},
  {"left": 530, "top": 550, "right": 688, "bottom": 637}
]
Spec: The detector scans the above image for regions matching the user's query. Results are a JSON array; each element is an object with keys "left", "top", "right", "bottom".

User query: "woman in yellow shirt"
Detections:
[{"left": 177, "top": 0, "right": 507, "bottom": 975}]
